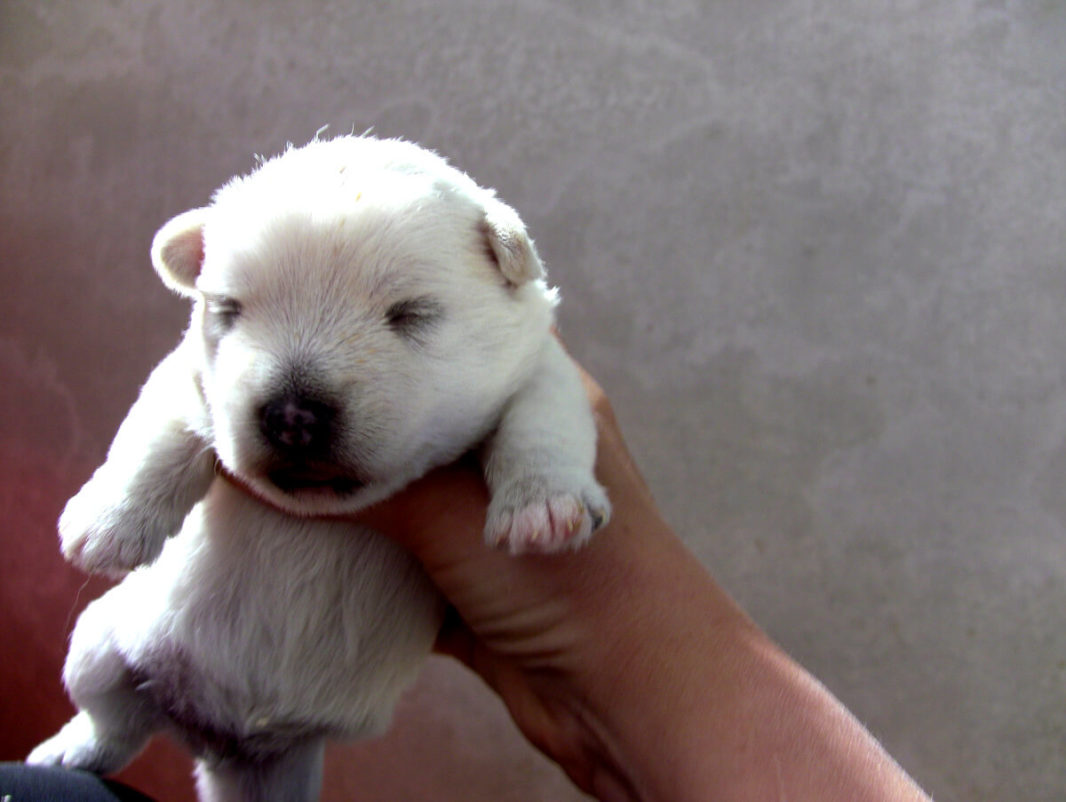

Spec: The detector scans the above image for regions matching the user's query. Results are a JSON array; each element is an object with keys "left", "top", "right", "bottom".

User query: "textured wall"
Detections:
[{"left": 2, "top": 1, "right": 1065, "bottom": 800}]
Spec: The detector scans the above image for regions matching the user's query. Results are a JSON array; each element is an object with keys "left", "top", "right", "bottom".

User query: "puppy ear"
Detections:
[
  {"left": 481, "top": 198, "right": 544, "bottom": 285},
  {"left": 151, "top": 208, "right": 209, "bottom": 296}
]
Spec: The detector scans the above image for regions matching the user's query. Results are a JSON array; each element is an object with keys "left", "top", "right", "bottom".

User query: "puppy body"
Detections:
[{"left": 29, "top": 136, "right": 609, "bottom": 801}]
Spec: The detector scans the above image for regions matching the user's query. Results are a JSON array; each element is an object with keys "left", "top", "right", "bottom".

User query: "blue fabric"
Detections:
[{"left": 0, "top": 764, "right": 156, "bottom": 802}]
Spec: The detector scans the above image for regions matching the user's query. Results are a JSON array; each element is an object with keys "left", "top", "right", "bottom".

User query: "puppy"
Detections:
[{"left": 28, "top": 135, "right": 610, "bottom": 802}]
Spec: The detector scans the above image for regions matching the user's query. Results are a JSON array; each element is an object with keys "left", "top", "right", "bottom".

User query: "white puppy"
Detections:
[{"left": 28, "top": 136, "right": 609, "bottom": 802}]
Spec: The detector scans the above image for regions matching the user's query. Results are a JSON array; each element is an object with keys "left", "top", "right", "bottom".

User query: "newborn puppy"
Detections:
[{"left": 28, "top": 135, "right": 610, "bottom": 802}]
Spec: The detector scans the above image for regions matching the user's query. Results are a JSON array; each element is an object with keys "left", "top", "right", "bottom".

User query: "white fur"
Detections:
[{"left": 29, "top": 136, "right": 609, "bottom": 801}]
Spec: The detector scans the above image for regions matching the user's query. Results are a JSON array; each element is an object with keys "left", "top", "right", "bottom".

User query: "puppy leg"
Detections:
[
  {"left": 483, "top": 338, "right": 611, "bottom": 554},
  {"left": 27, "top": 602, "right": 161, "bottom": 773},
  {"left": 195, "top": 739, "right": 325, "bottom": 802},
  {"left": 61, "top": 343, "right": 215, "bottom": 576}
]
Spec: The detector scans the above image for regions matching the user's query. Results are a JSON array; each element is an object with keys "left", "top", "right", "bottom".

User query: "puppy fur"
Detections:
[{"left": 28, "top": 136, "right": 609, "bottom": 801}]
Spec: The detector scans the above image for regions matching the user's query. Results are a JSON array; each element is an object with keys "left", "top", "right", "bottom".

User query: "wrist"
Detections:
[
  {"left": 574, "top": 586, "right": 764, "bottom": 802},
  {"left": 569, "top": 579, "right": 931, "bottom": 802},
  {"left": 542, "top": 504, "right": 756, "bottom": 801}
]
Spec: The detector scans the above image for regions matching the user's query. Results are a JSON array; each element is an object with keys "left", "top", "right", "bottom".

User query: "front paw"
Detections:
[
  {"left": 59, "top": 483, "right": 168, "bottom": 578},
  {"left": 485, "top": 473, "right": 611, "bottom": 555},
  {"left": 27, "top": 712, "right": 135, "bottom": 774}
]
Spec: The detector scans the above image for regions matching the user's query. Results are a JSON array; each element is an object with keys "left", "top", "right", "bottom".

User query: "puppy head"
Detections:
[{"left": 152, "top": 136, "right": 555, "bottom": 514}]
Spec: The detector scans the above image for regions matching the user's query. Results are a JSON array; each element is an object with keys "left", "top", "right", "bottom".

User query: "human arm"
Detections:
[{"left": 355, "top": 365, "right": 932, "bottom": 802}]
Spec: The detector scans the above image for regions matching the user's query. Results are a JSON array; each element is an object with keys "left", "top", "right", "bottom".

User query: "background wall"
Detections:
[{"left": 2, "top": 1, "right": 1064, "bottom": 800}]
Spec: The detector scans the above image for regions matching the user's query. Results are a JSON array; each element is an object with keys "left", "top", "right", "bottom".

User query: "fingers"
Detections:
[
  {"left": 353, "top": 455, "right": 495, "bottom": 570},
  {"left": 431, "top": 605, "right": 521, "bottom": 703},
  {"left": 432, "top": 605, "right": 476, "bottom": 665}
]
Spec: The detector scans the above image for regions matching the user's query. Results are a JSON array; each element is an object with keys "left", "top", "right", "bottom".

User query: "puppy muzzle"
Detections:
[
  {"left": 259, "top": 393, "right": 336, "bottom": 457},
  {"left": 266, "top": 464, "right": 364, "bottom": 496},
  {"left": 257, "top": 392, "right": 365, "bottom": 496}
]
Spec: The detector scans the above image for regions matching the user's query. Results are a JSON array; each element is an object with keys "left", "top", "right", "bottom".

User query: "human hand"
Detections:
[
  {"left": 354, "top": 359, "right": 932, "bottom": 802},
  {"left": 223, "top": 355, "right": 662, "bottom": 795},
  {"left": 354, "top": 364, "right": 671, "bottom": 798}
]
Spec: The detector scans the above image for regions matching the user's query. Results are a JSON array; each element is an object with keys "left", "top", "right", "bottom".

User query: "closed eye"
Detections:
[
  {"left": 385, "top": 297, "right": 443, "bottom": 342},
  {"left": 204, "top": 295, "right": 242, "bottom": 336}
]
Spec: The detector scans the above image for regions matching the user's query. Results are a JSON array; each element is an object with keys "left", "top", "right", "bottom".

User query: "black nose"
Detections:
[{"left": 259, "top": 394, "right": 337, "bottom": 456}]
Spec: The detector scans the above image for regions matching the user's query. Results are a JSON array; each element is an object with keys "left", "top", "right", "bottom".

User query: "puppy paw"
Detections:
[
  {"left": 59, "top": 485, "right": 168, "bottom": 578},
  {"left": 485, "top": 474, "right": 610, "bottom": 555},
  {"left": 27, "top": 713, "right": 134, "bottom": 775}
]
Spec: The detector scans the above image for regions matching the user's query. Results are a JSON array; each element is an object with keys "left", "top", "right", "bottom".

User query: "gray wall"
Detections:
[{"left": 2, "top": 2, "right": 1064, "bottom": 800}]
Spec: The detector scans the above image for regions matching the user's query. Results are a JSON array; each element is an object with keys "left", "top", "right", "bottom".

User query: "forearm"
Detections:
[{"left": 568, "top": 513, "right": 931, "bottom": 802}]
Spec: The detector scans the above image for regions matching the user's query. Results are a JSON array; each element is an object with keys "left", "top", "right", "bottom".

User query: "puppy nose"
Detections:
[{"left": 259, "top": 394, "right": 336, "bottom": 455}]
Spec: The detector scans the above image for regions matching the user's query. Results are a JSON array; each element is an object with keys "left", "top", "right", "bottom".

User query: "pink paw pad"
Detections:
[{"left": 492, "top": 495, "right": 594, "bottom": 555}]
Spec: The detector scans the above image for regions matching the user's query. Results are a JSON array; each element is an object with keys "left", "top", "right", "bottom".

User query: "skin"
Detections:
[{"left": 354, "top": 359, "right": 933, "bottom": 802}]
